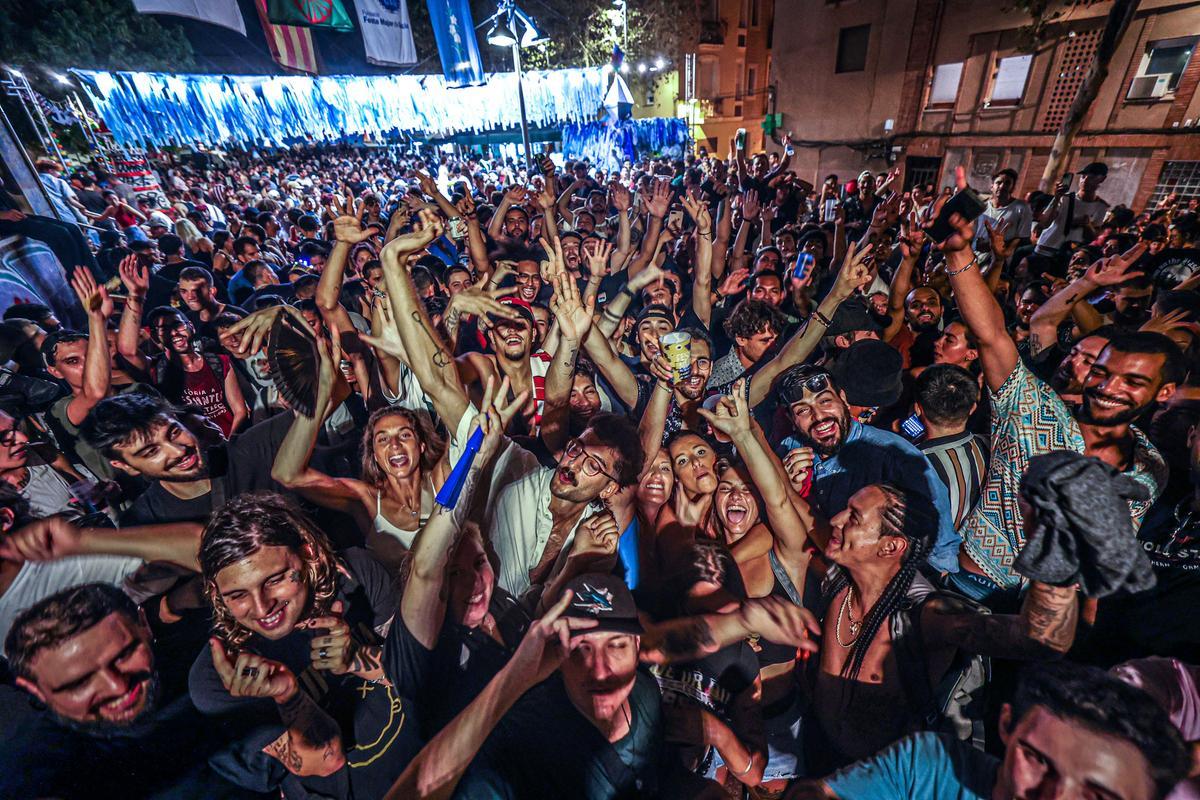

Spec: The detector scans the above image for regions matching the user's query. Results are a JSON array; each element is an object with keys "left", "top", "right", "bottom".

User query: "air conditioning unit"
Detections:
[{"left": 1128, "top": 73, "right": 1172, "bottom": 100}]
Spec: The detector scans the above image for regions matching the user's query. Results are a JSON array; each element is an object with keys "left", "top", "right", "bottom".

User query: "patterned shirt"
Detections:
[
  {"left": 919, "top": 431, "right": 990, "bottom": 529},
  {"left": 960, "top": 360, "right": 1166, "bottom": 587}
]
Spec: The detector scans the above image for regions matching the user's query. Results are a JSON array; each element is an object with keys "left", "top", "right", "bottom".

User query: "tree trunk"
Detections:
[{"left": 1038, "top": 0, "right": 1141, "bottom": 192}]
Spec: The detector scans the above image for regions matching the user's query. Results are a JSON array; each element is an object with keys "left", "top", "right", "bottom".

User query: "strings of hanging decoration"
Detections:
[
  {"left": 561, "top": 118, "right": 691, "bottom": 171},
  {"left": 72, "top": 68, "right": 611, "bottom": 148}
]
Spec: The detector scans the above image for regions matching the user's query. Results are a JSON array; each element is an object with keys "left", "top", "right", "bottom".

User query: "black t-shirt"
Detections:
[
  {"left": 456, "top": 670, "right": 665, "bottom": 800},
  {"left": 188, "top": 548, "right": 418, "bottom": 799},
  {"left": 384, "top": 587, "right": 529, "bottom": 736},
  {"left": 0, "top": 607, "right": 263, "bottom": 800},
  {"left": 121, "top": 411, "right": 295, "bottom": 525}
]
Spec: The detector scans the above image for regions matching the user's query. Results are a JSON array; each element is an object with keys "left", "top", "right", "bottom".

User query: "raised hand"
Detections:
[
  {"left": 226, "top": 305, "right": 285, "bottom": 358},
  {"left": 572, "top": 510, "right": 620, "bottom": 561},
  {"left": 117, "top": 254, "right": 150, "bottom": 297},
  {"left": 414, "top": 170, "right": 437, "bottom": 197},
  {"left": 898, "top": 210, "right": 927, "bottom": 260},
  {"left": 583, "top": 239, "right": 614, "bottom": 281},
  {"left": 456, "top": 193, "right": 476, "bottom": 218},
  {"left": 381, "top": 208, "right": 443, "bottom": 262},
  {"left": 300, "top": 600, "right": 357, "bottom": 674},
  {"left": 681, "top": 193, "right": 712, "bottom": 235},
  {"left": 697, "top": 379, "right": 753, "bottom": 439},
  {"left": 983, "top": 218, "right": 1016, "bottom": 261},
  {"left": 446, "top": 274, "right": 519, "bottom": 320},
  {"left": 1084, "top": 242, "right": 1147, "bottom": 287},
  {"left": 628, "top": 261, "right": 668, "bottom": 292},
  {"left": 503, "top": 589, "right": 597, "bottom": 690},
  {"left": 71, "top": 266, "right": 113, "bottom": 319},
  {"left": 832, "top": 241, "right": 874, "bottom": 299},
  {"left": 549, "top": 262, "right": 596, "bottom": 342},
  {"left": 740, "top": 190, "right": 760, "bottom": 222},
  {"left": 645, "top": 178, "right": 671, "bottom": 219},
  {"left": 718, "top": 266, "right": 750, "bottom": 297},
  {"left": 609, "top": 181, "right": 631, "bottom": 213},
  {"left": 210, "top": 638, "right": 297, "bottom": 701},
  {"left": 1140, "top": 307, "right": 1190, "bottom": 336},
  {"left": 782, "top": 447, "right": 814, "bottom": 493},
  {"left": 504, "top": 185, "right": 528, "bottom": 206},
  {"left": 738, "top": 595, "right": 821, "bottom": 657},
  {"left": 925, "top": 167, "right": 974, "bottom": 254}
]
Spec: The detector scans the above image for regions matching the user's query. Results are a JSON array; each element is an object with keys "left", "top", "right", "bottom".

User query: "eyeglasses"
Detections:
[
  {"left": 563, "top": 438, "right": 618, "bottom": 482},
  {"left": 693, "top": 357, "right": 712, "bottom": 371}
]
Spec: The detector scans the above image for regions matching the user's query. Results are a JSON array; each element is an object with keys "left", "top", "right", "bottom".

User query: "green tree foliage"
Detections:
[{"left": 0, "top": 0, "right": 195, "bottom": 72}]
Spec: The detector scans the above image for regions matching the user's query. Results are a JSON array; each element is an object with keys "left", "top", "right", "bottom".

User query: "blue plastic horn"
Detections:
[{"left": 435, "top": 426, "right": 485, "bottom": 508}]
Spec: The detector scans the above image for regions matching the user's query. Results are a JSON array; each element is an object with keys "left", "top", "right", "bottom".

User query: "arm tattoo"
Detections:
[
  {"left": 347, "top": 644, "right": 384, "bottom": 676},
  {"left": 267, "top": 735, "right": 303, "bottom": 772},
  {"left": 1021, "top": 583, "right": 1078, "bottom": 653},
  {"left": 411, "top": 310, "right": 450, "bottom": 367},
  {"left": 277, "top": 689, "right": 341, "bottom": 749}
]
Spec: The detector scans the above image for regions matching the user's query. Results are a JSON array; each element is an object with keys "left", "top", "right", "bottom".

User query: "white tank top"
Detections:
[{"left": 373, "top": 477, "right": 435, "bottom": 549}]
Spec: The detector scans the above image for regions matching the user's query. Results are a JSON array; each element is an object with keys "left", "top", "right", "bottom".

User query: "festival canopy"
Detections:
[{"left": 73, "top": 67, "right": 612, "bottom": 149}]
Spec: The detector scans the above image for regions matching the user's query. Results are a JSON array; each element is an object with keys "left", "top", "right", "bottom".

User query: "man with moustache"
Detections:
[
  {"left": 80, "top": 392, "right": 302, "bottom": 526},
  {"left": 774, "top": 364, "right": 961, "bottom": 574},
  {"left": 1, "top": 583, "right": 262, "bottom": 799}
]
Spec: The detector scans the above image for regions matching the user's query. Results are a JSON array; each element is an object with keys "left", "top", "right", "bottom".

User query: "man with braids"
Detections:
[
  {"left": 188, "top": 492, "right": 421, "bottom": 799},
  {"left": 803, "top": 483, "right": 1083, "bottom": 773}
]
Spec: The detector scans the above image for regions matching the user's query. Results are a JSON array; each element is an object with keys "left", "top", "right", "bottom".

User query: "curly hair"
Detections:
[
  {"left": 724, "top": 298, "right": 787, "bottom": 342},
  {"left": 360, "top": 407, "right": 446, "bottom": 489},
  {"left": 200, "top": 492, "right": 339, "bottom": 649}
]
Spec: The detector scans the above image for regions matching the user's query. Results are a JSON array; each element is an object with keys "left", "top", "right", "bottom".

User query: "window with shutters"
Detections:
[
  {"left": 986, "top": 54, "right": 1032, "bottom": 106},
  {"left": 927, "top": 62, "right": 963, "bottom": 107}
]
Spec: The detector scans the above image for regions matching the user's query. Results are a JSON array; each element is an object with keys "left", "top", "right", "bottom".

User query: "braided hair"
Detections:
[{"left": 827, "top": 484, "right": 936, "bottom": 681}]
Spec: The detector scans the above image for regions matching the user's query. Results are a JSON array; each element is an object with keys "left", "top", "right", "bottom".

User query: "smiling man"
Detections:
[
  {"left": 80, "top": 392, "right": 302, "bottom": 526},
  {"left": 775, "top": 364, "right": 961, "bottom": 574},
  {"left": 189, "top": 493, "right": 420, "bottom": 799},
  {"left": 2, "top": 583, "right": 263, "bottom": 798}
]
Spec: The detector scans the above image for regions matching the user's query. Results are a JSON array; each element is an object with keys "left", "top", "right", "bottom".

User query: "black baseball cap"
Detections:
[{"left": 561, "top": 573, "right": 643, "bottom": 636}]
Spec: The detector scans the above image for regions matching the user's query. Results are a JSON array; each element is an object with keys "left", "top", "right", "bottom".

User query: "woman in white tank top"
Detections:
[{"left": 273, "top": 405, "right": 449, "bottom": 571}]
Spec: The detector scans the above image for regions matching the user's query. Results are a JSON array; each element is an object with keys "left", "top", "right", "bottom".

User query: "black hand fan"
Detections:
[{"left": 266, "top": 311, "right": 349, "bottom": 417}]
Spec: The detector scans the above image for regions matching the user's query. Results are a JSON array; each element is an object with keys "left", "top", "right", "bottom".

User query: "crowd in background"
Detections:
[{"left": 0, "top": 138, "right": 1197, "bottom": 799}]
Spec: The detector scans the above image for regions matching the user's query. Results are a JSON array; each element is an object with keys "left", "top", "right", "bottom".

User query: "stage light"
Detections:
[
  {"left": 620, "top": 63, "right": 629, "bottom": 74},
  {"left": 50, "top": 72, "right": 71, "bottom": 85},
  {"left": 655, "top": 57, "right": 666, "bottom": 69},
  {"left": 637, "top": 63, "right": 647, "bottom": 73},
  {"left": 487, "top": 15, "right": 518, "bottom": 47},
  {"left": 6, "top": 67, "right": 24, "bottom": 78},
  {"left": 514, "top": 7, "right": 548, "bottom": 47}
]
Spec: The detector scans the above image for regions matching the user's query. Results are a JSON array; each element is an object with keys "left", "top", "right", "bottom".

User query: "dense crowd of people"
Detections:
[{"left": 0, "top": 138, "right": 1198, "bottom": 799}]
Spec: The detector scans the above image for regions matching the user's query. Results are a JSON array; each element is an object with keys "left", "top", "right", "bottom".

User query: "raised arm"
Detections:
[
  {"left": 683, "top": 194, "right": 714, "bottom": 327},
  {"left": 415, "top": 170, "right": 460, "bottom": 221},
  {"left": 370, "top": 209, "right": 472, "bottom": 428},
  {"left": 1027, "top": 243, "right": 1146, "bottom": 356},
  {"left": 116, "top": 254, "right": 150, "bottom": 373},
  {"left": 931, "top": 169, "right": 1019, "bottom": 393},
  {"left": 456, "top": 194, "right": 490, "bottom": 281},
  {"left": 541, "top": 243, "right": 595, "bottom": 453},
  {"left": 65, "top": 267, "right": 114, "bottom": 426},
  {"left": 487, "top": 186, "right": 525, "bottom": 243},
  {"left": 609, "top": 183, "right": 633, "bottom": 267},
  {"left": 319, "top": 196, "right": 377, "bottom": 342},
  {"left": 386, "top": 592, "right": 593, "bottom": 800},
  {"left": 701, "top": 384, "right": 811, "bottom": 567},
  {"left": 731, "top": 190, "right": 758, "bottom": 273},
  {"left": 747, "top": 242, "right": 873, "bottom": 408},
  {"left": 712, "top": 192, "right": 733, "bottom": 280},
  {"left": 402, "top": 381, "right": 518, "bottom": 648},
  {"left": 626, "top": 179, "right": 669, "bottom": 279},
  {"left": 271, "top": 330, "right": 365, "bottom": 514}
]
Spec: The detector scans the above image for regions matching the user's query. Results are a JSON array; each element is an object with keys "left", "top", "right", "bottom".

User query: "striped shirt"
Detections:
[{"left": 919, "top": 431, "right": 991, "bottom": 530}]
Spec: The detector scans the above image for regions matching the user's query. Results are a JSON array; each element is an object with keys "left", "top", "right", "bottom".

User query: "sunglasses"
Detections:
[{"left": 778, "top": 371, "right": 834, "bottom": 405}]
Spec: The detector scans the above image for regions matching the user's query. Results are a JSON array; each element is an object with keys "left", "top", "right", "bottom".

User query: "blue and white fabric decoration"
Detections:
[
  {"left": 562, "top": 118, "right": 690, "bottom": 171},
  {"left": 73, "top": 68, "right": 611, "bottom": 148}
]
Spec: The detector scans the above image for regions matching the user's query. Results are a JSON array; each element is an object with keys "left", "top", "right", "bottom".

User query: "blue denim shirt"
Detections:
[{"left": 779, "top": 420, "right": 961, "bottom": 573}]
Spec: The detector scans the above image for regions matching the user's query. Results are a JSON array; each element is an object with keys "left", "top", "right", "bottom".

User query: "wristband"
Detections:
[
  {"left": 945, "top": 255, "right": 978, "bottom": 276},
  {"left": 619, "top": 286, "right": 635, "bottom": 300},
  {"left": 732, "top": 756, "right": 755, "bottom": 779},
  {"left": 811, "top": 309, "right": 832, "bottom": 327}
]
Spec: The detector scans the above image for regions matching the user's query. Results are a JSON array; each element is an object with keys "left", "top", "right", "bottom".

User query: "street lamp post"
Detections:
[
  {"left": 486, "top": 0, "right": 546, "bottom": 171},
  {"left": 509, "top": 42, "right": 532, "bottom": 170}
]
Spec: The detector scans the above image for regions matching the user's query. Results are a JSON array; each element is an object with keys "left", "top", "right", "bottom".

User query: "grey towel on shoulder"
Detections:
[{"left": 1016, "top": 450, "right": 1155, "bottom": 598}]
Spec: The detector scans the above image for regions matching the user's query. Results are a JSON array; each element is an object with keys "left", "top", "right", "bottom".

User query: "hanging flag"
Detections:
[
  {"left": 256, "top": 0, "right": 320, "bottom": 74},
  {"left": 427, "top": 0, "right": 484, "bottom": 87},
  {"left": 132, "top": 0, "right": 247, "bottom": 36},
  {"left": 267, "top": 0, "right": 354, "bottom": 31},
  {"left": 611, "top": 43, "right": 624, "bottom": 71},
  {"left": 355, "top": 0, "right": 418, "bottom": 66}
]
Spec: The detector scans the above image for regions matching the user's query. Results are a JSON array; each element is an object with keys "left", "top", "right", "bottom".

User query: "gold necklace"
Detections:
[{"left": 835, "top": 587, "right": 862, "bottom": 648}]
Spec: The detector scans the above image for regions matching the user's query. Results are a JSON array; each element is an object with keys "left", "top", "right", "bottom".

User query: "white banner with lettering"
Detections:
[{"left": 356, "top": 0, "right": 418, "bottom": 66}]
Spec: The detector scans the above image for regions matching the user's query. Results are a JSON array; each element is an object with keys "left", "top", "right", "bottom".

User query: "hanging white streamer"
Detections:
[{"left": 73, "top": 68, "right": 610, "bottom": 148}]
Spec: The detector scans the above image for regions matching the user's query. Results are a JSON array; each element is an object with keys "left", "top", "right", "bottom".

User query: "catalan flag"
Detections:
[{"left": 255, "top": 0, "right": 319, "bottom": 74}]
